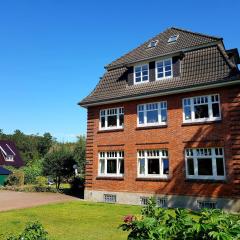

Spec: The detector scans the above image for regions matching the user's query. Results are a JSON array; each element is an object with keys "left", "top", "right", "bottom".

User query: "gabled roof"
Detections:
[
  {"left": 106, "top": 27, "right": 222, "bottom": 69},
  {"left": 79, "top": 27, "right": 239, "bottom": 107},
  {"left": 0, "top": 140, "right": 24, "bottom": 167}
]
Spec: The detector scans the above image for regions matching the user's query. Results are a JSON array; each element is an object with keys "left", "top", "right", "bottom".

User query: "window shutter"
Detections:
[
  {"left": 149, "top": 61, "right": 156, "bottom": 82},
  {"left": 172, "top": 56, "right": 180, "bottom": 77},
  {"left": 127, "top": 67, "right": 134, "bottom": 86}
]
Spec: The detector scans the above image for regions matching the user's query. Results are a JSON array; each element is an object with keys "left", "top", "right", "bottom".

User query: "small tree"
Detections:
[
  {"left": 73, "top": 135, "right": 86, "bottom": 174},
  {"left": 42, "top": 147, "right": 76, "bottom": 190}
]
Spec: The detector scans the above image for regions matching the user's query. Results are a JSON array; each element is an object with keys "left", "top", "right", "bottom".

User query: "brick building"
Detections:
[{"left": 79, "top": 27, "right": 240, "bottom": 211}]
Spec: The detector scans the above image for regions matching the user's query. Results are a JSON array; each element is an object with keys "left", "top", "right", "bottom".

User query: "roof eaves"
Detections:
[{"left": 79, "top": 77, "right": 240, "bottom": 108}]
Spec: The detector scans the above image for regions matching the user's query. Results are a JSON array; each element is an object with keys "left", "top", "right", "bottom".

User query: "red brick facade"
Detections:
[{"left": 85, "top": 85, "right": 240, "bottom": 200}]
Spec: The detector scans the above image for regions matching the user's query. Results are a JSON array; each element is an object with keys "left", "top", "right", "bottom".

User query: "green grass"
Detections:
[{"left": 0, "top": 201, "right": 141, "bottom": 240}]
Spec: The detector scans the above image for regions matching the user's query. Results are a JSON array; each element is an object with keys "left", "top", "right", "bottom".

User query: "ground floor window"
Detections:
[
  {"left": 137, "top": 149, "right": 169, "bottom": 178},
  {"left": 185, "top": 148, "right": 225, "bottom": 180},
  {"left": 99, "top": 151, "right": 124, "bottom": 177}
]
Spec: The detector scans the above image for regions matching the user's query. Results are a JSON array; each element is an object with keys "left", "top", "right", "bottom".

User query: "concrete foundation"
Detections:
[{"left": 85, "top": 189, "right": 240, "bottom": 212}]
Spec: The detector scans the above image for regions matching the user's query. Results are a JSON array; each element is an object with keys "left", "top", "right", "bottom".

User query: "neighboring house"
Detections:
[
  {"left": 0, "top": 140, "right": 24, "bottom": 185},
  {"left": 79, "top": 27, "right": 240, "bottom": 211}
]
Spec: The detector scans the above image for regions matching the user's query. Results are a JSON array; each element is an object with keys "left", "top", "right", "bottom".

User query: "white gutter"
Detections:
[{"left": 80, "top": 79, "right": 240, "bottom": 108}]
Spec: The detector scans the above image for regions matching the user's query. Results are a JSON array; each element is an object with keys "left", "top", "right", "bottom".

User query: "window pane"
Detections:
[
  {"left": 138, "top": 111, "right": 144, "bottom": 124},
  {"left": 212, "top": 103, "right": 220, "bottom": 117},
  {"left": 139, "top": 158, "right": 145, "bottom": 174},
  {"left": 161, "top": 109, "right": 167, "bottom": 122},
  {"left": 184, "top": 106, "right": 191, "bottom": 120},
  {"left": 165, "top": 65, "right": 171, "bottom": 71},
  {"left": 100, "top": 159, "right": 105, "bottom": 174},
  {"left": 107, "top": 159, "right": 117, "bottom": 174},
  {"left": 119, "top": 159, "right": 124, "bottom": 174},
  {"left": 197, "top": 158, "right": 213, "bottom": 175},
  {"left": 148, "top": 158, "right": 160, "bottom": 174},
  {"left": 119, "top": 114, "right": 124, "bottom": 126},
  {"left": 165, "top": 60, "right": 171, "bottom": 66},
  {"left": 142, "top": 70, "right": 148, "bottom": 76},
  {"left": 163, "top": 159, "right": 169, "bottom": 175},
  {"left": 165, "top": 71, "right": 172, "bottom": 77},
  {"left": 157, "top": 62, "right": 163, "bottom": 67},
  {"left": 216, "top": 158, "right": 224, "bottom": 176},
  {"left": 194, "top": 105, "right": 209, "bottom": 119},
  {"left": 147, "top": 110, "right": 158, "bottom": 123},
  {"left": 107, "top": 115, "right": 117, "bottom": 127},
  {"left": 158, "top": 72, "right": 164, "bottom": 78},
  {"left": 135, "top": 77, "right": 141, "bottom": 82},
  {"left": 101, "top": 117, "right": 105, "bottom": 128},
  {"left": 187, "top": 158, "right": 194, "bottom": 175},
  {"left": 135, "top": 67, "right": 141, "bottom": 72},
  {"left": 142, "top": 65, "right": 148, "bottom": 71},
  {"left": 136, "top": 72, "right": 141, "bottom": 77},
  {"left": 143, "top": 76, "right": 148, "bottom": 81}
]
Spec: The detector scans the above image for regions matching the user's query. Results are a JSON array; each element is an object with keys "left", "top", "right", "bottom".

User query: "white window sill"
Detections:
[
  {"left": 137, "top": 123, "right": 167, "bottom": 128},
  {"left": 99, "top": 127, "right": 123, "bottom": 131},
  {"left": 134, "top": 80, "right": 149, "bottom": 85},
  {"left": 137, "top": 175, "right": 169, "bottom": 179},
  {"left": 183, "top": 118, "right": 221, "bottom": 124},
  {"left": 156, "top": 76, "right": 173, "bottom": 81}
]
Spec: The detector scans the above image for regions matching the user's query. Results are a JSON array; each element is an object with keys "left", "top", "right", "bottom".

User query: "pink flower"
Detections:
[{"left": 123, "top": 215, "right": 134, "bottom": 223}]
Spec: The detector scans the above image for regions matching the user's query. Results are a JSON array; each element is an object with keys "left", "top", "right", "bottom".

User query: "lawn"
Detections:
[{"left": 0, "top": 201, "right": 141, "bottom": 240}]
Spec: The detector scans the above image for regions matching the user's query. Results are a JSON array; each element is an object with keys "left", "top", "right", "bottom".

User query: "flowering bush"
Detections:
[{"left": 120, "top": 197, "right": 240, "bottom": 240}]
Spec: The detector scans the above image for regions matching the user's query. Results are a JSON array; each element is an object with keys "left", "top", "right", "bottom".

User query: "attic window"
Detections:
[
  {"left": 147, "top": 40, "right": 158, "bottom": 48},
  {"left": 168, "top": 35, "right": 179, "bottom": 43}
]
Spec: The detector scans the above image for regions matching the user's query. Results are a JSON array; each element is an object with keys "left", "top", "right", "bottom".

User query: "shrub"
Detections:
[
  {"left": 69, "top": 176, "right": 84, "bottom": 192},
  {"left": 6, "top": 221, "right": 48, "bottom": 240},
  {"left": 23, "top": 160, "right": 43, "bottom": 184},
  {"left": 6, "top": 171, "right": 24, "bottom": 186},
  {"left": 35, "top": 176, "right": 47, "bottom": 187},
  {"left": 120, "top": 197, "right": 240, "bottom": 240}
]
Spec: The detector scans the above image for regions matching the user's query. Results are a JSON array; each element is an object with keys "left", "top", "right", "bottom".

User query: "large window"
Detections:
[
  {"left": 99, "top": 151, "right": 124, "bottom": 177},
  {"left": 137, "top": 150, "right": 169, "bottom": 178},
  {"left": 100, "top": 107, "right": 124, "bottom": 130},
  {"left": 183, "top": 94, "right": 221, "bottom": 123},
  {"left": 134, "top": 64, "right": 149, "bottom": 84},
  {"left": 137, "top": 102, "right": 167, "bottom": 127},
  {"left": 185, "top": 148, "right": 225, "bottom": 180},
  {"left": 155, "top": 58, "right": 172, "bottom": 80}
]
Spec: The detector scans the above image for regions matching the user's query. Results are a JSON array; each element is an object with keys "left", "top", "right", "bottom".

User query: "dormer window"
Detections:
[
  {"left": 5, "top": 155, "right": 14, "bottom": 162},
  {"left": 155, "top": 58, "right": 173, "bottom": 80},
  {"left": 168, "top": 35, "right": 179, "bottom": 43},
  {"left": 147, "top": 40, "right": 158, "bottom": 48},
  {"left": 134, "top": 64, "right": 149, "bottom": 84}
]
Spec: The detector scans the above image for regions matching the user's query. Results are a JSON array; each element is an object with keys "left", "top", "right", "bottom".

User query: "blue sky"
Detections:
[{"left": 1, "top": 0, "right": 239, "bottom": 141}]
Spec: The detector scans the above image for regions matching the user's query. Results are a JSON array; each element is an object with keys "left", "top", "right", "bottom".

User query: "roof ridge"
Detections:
[{"left": 170, "top": 27, "right": 222, "bottom": 40}]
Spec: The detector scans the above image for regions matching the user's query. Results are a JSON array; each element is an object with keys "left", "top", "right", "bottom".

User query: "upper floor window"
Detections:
[
  {"left": 183, "top": 94, "right": 221, "bottom": 123},
  {"left": 100, "top": 107, "right": 124, "bottom": 130},
  {"left": 185, "top": 148, "right": 225, "bottom": 180},
  {"left": 99, "top": 151, "right": 124, "bottom": 177},
  {"left": 137, "top": 101, "right": 167, "bottom": 127},
  {"left": 134, "top": 64, "right": 149, "bottom": 84},
  {"left": 155, "top": 59, "right": 172, "bottom": 80},
  {"left": 138, "top": 150, "right": 169, "bottom": 178}
]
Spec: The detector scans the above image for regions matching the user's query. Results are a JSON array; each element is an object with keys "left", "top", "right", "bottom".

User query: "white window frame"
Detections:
[
  {"left": 137, "top": 150, "right": 169, "bottom": 179},
  {"left": 185, "top": 148, "right": 226, "bottom": 180},
  {"left": 155, "top": 58, "right": 173, "bottom": 80},
  {"left": 137, "top": 101, "right": 167, "bottom": 127},
  {"left": 98, "top": 151, "right": 124, "bottom": 177},
  {"left": 99, "top": 107, "right": 124, "bottom": 130},
  {"left": 183, "top": 94, "right": 221, "bottom": 123},
  {"left": 134, "top": 64, "right": 149, "bottom": 84}
]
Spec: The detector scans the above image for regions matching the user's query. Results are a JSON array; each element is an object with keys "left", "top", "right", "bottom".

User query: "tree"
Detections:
[
  {"left": 42, "top": 147, "right": 76, "bottom": 190},
  {"left": 37, "top": 133, "right": 53, "bottom": 157},
  {"left": 73, "top": 135, "right": 86, "bottom": 174}
]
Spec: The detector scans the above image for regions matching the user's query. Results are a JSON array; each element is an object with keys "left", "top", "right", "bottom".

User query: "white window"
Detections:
[
  {"left": 99, "top": 107, "right": 124, "bottom": 130},
  {"left": 183, "top": 94, "right": 221, "bottom": 123},
  {"left": 155, "top": 58, "right": 172, "bottom": 80},
  {"left": 137, "top": 102, "right": 167, "bottom": 127},
  {"left": 99, "top": 151, "right": 124, "bottom": 177},
  {"left": 104, "top": 194, "right": 117, "bottom": 203},
  {"left": 185, "top": 148, "right": 225, "bottom": 180},
  {"left": 168, "top": 35, "right": 179, "bottom": 43},
  {"left": 137, "top": 150, "right": 169, "bottom": 178},
  {"left": 134, "top": 64, "right": 149, "bottom": 84}
]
